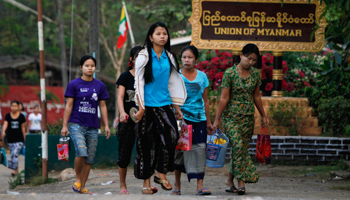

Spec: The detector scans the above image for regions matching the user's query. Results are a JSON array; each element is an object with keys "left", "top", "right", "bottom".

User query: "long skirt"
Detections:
[
  {"left": 174, "top": 120, "right": 207, "bottom": 182},
  {"left": 134, "top": 105, "right": 178, "bottom": 179},
  {"left": 222, "top": 114, "right": 259, "bottom": 183}
]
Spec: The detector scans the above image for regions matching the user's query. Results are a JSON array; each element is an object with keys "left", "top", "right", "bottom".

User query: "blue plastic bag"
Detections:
[
  {"left": 0, "top": 147, "right": 7, "bottom": 167},
  {"left": 20, "top": 146, "right": 25, "bottom": 156}
]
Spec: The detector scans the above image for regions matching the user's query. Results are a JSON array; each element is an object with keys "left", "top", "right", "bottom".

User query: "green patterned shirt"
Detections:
[{"left": 221, "top": 65, "right": 261, "bottom": 116}]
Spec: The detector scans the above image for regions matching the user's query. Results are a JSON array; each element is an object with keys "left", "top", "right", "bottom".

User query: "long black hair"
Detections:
[
  {"left": 241, "top": 43, "right": 262, "bottom": 68},
  {"left": 143, "top": 22, "right": 179, "bottom": 84},
  {"left": 128, "top": 46, "right": 143, "bottom": 70}
]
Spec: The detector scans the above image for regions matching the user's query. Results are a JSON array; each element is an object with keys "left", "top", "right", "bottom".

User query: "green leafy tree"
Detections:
[
  {"left": 281, "top": 0, "right": 350, "bottom": 44},
  {"left": 134, "top": 0, "right": 192, "bottom": 29}
]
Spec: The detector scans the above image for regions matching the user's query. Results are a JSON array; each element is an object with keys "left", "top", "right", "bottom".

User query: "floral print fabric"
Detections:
[
  {"left": 221, "top": 65, "right": 261, "bottom": 116},
  {"left": 221, "top": 65, "right": 261, "bottom": 183}
]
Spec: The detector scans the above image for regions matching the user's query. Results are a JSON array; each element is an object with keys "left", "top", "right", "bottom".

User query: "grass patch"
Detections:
[
  {"left": 8, "top": 170, "right": 24, "bottom": 189},
  {"left": 331, "top": 185, "right": 350, "bottom": 191},
  {"left": 29, "top": 174, "right": 58, "bottom": 186},
  {"left": 289, "top": 159, "right": 348, "bottom": 179}
]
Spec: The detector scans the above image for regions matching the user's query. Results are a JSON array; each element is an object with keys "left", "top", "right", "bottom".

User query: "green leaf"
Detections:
[
  {"left": 346, "top": 0, "right": 350, "bottom": 11},
  {"left": 334, "top": 52, "right": 343, "bottom": 65},
  {"left": 321, "top": 68, "right": 334, "bottom": 75},
  {"left": 175, "top": 12, "right": 184, "bottom": 21}
]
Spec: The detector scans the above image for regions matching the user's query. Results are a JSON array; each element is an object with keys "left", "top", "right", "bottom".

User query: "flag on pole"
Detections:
[{"left": 116, "top": 7, "right": 128, "bottom": 49}]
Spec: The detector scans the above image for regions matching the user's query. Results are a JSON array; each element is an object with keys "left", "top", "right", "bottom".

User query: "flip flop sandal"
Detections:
[
  {"left": 72, "top": 182, "right": 81, "bottom": 193},
  {"left": 119, "top": 190, "right": 129, "bottom": 194},
  {"left": 225, "top": 185, "right": 238, "bottom": 193},
  {"left": 172, "top": 190, "right": 181, "bottom": 195},
  {"left": 80, "top": 189, "right": 93, "bottom": 195},
  {"left": 237, "top": 187, "right": 246, "bottom": 195},
  {"left": 154, "top": 176, "right": 172, "bottom": 190},
  {"left": 196, "top": 188, "right": 212, "bottom": 195}
]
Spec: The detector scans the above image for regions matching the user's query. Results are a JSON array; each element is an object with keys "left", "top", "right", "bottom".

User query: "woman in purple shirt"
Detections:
[{"left": 60, "top": 55, "right": 110, "bottom": 194}]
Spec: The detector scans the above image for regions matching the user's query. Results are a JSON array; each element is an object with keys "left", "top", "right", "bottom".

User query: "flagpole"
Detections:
[{"left": 122, "top": 1, "right": 135, "bottom": 47}]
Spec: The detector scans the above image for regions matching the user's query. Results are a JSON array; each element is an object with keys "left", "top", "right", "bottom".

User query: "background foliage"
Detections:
[{"left": 1, "top": 0, "right": 350, "bottom": 136}]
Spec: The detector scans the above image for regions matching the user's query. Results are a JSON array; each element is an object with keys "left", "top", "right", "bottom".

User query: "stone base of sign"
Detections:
[{"left": 254, "top": 97, "right": 322, "bottom": 136}]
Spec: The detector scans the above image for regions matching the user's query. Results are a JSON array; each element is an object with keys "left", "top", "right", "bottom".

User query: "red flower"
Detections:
[
  {"left": 298, "top": 70, "right": 305, "bottom": 78},
  {"left": 265, "top": 82, "right": 273, "bottom": 91},
  {"left": 208, "top": 69, "right": 216, "bottom": 80},
  {"left": 215, "top": 71, "right": 224, "bottom": 80},
  {"left": 304, "top": 81, "right": 310, "bottom": 87},
  {"left": 214, "top": 49, "right": 219, "bottom": 56}
]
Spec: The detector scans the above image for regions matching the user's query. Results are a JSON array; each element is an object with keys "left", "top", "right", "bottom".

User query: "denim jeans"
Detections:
[{"left": 68, "top": 123, "right": 98, "bottom": 164}]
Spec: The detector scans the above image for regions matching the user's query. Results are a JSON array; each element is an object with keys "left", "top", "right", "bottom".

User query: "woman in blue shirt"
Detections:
[
  {"left": 173, "top": 45, "right": 214, "bottom": 195},
  {"left": 133, "top": 22, "right": 187, "bottom": 195}
]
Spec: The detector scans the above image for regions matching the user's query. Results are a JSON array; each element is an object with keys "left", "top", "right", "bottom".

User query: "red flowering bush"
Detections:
[
  {"left": 195, "top": 50, "right": 233, "bottom": 92},
  {"left": 195, "top": 50, "right": 314, "bottom": 96}
]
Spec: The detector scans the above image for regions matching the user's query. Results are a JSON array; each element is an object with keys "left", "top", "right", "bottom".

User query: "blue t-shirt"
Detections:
[
  {"left": 65, "top": 77, "right": 109, "bottom": 128},
  {"left": 144, "top": 48, "right": 172, "bottom": 107},
  {"left": 180, "top": 69, "right": 209, "bottom": 122}
]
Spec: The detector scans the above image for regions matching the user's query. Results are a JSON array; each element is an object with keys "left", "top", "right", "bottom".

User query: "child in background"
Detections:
[{"left": 28, "top": 105, "right": 42, "bottom": 134}]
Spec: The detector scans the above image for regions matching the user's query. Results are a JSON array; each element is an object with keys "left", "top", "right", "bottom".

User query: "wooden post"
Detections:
[{"left": 37, "top": 0, "right": 48, "bottom": 181}]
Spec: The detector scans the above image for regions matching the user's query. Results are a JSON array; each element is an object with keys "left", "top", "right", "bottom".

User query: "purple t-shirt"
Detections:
[{"left": 65, "top": 77, "right": 109, "bottom": 128}]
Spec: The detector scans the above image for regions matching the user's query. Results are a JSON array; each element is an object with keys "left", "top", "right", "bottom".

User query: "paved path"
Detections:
[
  {"left": 0, "top": 154, "right": 24, "bottom": 194},
  {"left": 1, "top": 156, "right": 350, "bottom": 200}
]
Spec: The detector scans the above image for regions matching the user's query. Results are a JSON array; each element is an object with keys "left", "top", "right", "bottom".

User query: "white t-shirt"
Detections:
[{"left": 28, "top": 113, "right": 42, "bottom": 131}]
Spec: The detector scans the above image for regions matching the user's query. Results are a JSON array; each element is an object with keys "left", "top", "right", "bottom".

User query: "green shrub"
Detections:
[
  {"left": 47, "top": 119, "right": 63, "bottom": 135},
  {"left": 8, "top": 170, "right": 24, "bottom": 189},
  {"left": 318, "top": 96, "right": 350, "bottom": 136},
  {"left": 269, "top": 101, "right": 303, "bottom": 136}
]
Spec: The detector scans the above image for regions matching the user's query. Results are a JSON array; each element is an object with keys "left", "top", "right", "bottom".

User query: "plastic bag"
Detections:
[
  {"left": 175, "top": 120, "right": 192, "bottom": 151},
  {"left": 57, "top": 144, "right": 69, "bottom": 162},
  {"left": 1, "top": 147, "right": 7, "bottom": 166},
  {"left": 256, "top": 127, "right": 271, "bottom": 164},
  {"left": 19, "top": 146, "right": 25, "bottom": 156}
]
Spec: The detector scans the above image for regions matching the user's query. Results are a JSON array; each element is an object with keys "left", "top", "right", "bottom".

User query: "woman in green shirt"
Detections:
[{"left": 213, "top": 43, "right": 268, "bottom": 195}]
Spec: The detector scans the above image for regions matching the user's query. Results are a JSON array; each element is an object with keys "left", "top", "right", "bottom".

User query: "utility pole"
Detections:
[
  {"left": 89, "top": 0, "right": 100, "bottom": 80},
  {"left": 37, "top": 0, "right": 48, "bottom": 181},
  {"left": 57, "top": 0, "right": 68, "bottom": 91}
]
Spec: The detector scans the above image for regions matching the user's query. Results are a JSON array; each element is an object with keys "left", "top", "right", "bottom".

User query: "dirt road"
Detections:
[{"left": 1, "top": 160, "right": 349, "bottom": 200}]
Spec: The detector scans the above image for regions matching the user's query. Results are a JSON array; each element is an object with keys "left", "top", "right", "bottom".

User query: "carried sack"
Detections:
[
  {"left": 57, "top": 136, "right": 70, "bottom": 162},
  {"left": 256, "top": 127, "right": 271, "bottom": 164},
  {"left": 175, "top": 119, "right": 192, "bottom": 151},
  {"left": 206, "top": 128, "right": 229, "bottom": 168},
  {"left": 0, "top": 147, "right": 7, "bottom": 167}
]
